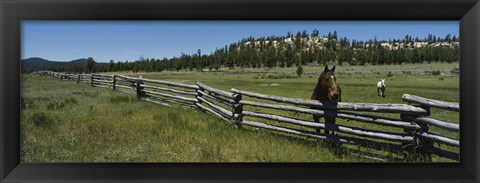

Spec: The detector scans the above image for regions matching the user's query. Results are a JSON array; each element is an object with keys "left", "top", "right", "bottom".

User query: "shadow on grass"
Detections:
[{"left": 242, "top": 127, "right": 444, "bottom": 162}]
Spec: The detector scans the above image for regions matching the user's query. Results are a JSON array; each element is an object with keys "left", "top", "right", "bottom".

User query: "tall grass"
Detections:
[{"left": 21, "top": 75, "right": 372, "bottom": 162}]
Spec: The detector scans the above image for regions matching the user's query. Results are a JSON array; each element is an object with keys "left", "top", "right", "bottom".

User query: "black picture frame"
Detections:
[{"left": 1, "top": 0, "right": 479, "bottom": 182}]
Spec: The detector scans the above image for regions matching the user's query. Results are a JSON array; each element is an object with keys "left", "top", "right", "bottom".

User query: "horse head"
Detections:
[{"left": 318, "top": 65, "right": 341, "bottom": 102}]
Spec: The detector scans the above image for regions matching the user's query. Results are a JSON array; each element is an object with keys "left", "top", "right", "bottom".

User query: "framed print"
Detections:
[{"left": 1, "top": 0, "right": 479, "bottom": 182}]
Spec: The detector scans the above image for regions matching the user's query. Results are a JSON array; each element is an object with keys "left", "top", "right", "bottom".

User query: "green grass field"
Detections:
[{"left": 21, "top": 64, "right": 460, "bottom": 162}]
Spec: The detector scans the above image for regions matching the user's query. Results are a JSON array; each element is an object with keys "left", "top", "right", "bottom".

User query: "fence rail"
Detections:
[
  {"left": 403, "top": 94, "right": 460, "bottom": 112},
  {"left": 32, "top": 70, "right": 460, "bottom": 162},
  {"left": 231, "top": 88, "right": 429, "bottom": 115}
]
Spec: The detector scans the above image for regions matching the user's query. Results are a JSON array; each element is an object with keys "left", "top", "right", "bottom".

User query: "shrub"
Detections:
[
  {"left": 21, "top": 97, "right": 35, "bottom": 109},
  {"left": 432, "top": 70, "right": 441, "bottom": 75},
  {"left": 296, "top": 65, "right": 304, "bottom": 77},
  {"left": 30, "top": 112, "right": 54, "bottom": 128}
]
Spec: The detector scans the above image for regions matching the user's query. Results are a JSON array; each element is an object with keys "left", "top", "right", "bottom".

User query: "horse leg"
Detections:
[
  {"left": 325, "top": 117, "right": 340, "bottom": 149},
  {"left": 325, "top": 117, "right": 335, "bottom": 136},
  {"left": 324, "top": 117, "right": 329, "bottom": 135}
]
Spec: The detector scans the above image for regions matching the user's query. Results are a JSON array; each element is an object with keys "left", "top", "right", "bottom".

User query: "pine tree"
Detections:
[
  {"left": 265, "top": 47, "right": 277, "bottom": 68},
  {"left": 108, "top": 60, "right": 115, "bottom": 72},
  {"left": 86, "top": 57, "right": 96, "bottom": 73},
  {"left": 311, "top": 29, "right": 319, "bottom": 37}
]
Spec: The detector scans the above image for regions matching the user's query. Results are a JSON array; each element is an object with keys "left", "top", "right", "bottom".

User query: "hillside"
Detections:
[{"left": 21, "top": 58, "right": 107, "bottom": 73}]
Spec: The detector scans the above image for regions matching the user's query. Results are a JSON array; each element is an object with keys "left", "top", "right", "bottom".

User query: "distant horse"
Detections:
[
  {"left": 377, "top": 79, "right": 386, "bottom": 98},
  {"left": 311, "top": 65, "right": 341, "bottom": 136}
]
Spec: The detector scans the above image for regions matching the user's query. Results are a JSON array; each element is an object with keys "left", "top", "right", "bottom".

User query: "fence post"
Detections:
[
  {"left": 196, "top": 87, "right": 204, "bottom": 111},
  {"left": 232, "top": 94, "right": 243, "bottom": 128},
  {"left": 400, "top": 105, "right": 433, "bottom": 162},
  {"left": 135, "top": 79, "right": 145, "bottom": 99},
  {"left": 112, "top": 75, "right": 117, "bottom": 90},
  {"left": 91, "top": 74, "right": 94, "bottom": 87}
]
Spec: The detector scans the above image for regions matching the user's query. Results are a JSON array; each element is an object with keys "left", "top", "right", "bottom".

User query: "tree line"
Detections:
[{"left": 46, "top": 30, "right": 459, "bottom": 73}]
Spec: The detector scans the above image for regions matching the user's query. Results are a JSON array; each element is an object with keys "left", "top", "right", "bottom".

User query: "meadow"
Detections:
[{"left": 21, "top": 64, "right": 460, "bottom": 162}]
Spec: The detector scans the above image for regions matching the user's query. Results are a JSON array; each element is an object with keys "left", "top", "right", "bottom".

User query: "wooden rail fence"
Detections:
[{"left": 32, "top": 70, "right": 460, "bottom": 161}]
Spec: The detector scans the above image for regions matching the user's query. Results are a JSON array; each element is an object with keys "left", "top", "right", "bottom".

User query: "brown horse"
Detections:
[{"left": 311, "top": 65, "right": 341, "bottom": 135}]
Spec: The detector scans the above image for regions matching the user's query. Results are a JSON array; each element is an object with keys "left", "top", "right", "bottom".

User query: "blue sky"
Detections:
[{"left": 22, "top": 21, "right": 458, "bottom": 63}]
